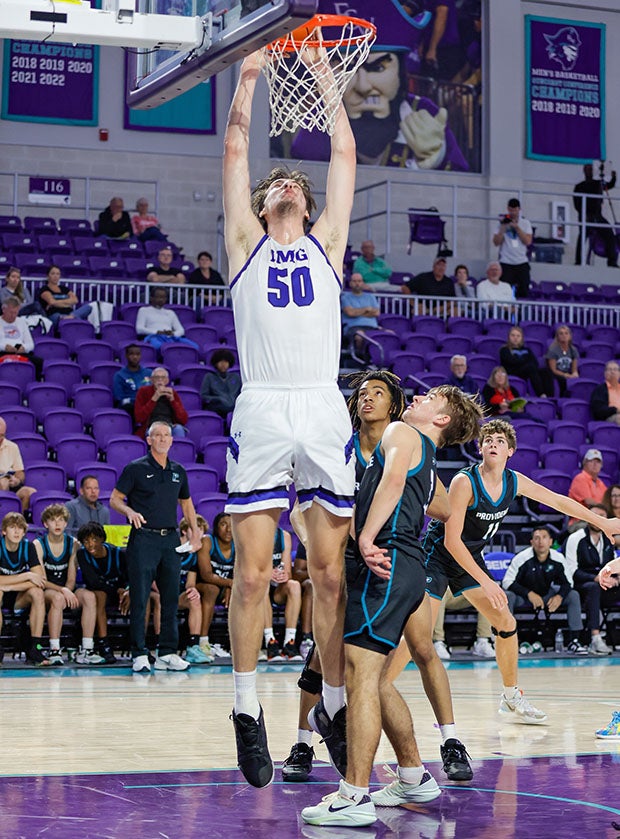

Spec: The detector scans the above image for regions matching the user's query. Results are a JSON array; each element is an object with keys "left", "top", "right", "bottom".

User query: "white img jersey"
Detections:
[{"left": 230, "top": 234, "right": 343, "bottom": 386}]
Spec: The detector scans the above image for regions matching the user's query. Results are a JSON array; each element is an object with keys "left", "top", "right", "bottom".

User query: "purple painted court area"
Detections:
[{"left": 2, "top": 755, "right": 619, "bottom": 838}]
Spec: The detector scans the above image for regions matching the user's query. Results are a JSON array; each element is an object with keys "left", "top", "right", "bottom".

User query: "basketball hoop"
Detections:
[{"left": 261, "top": 14, "right": 376, "bottom": 138}]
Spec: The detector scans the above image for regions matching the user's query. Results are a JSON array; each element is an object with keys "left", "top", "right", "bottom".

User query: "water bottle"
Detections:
[{"left": 554, "top": 629, "right": 564, "bottom": 653}]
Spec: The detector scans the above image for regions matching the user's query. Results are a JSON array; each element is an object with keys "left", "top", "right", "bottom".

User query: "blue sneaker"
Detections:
[
  {"left": 596, "top": 711, "right": 620, "bottom": 740},
  {"left": 185, "top": 644, "right": 211, "bottom": 664}
]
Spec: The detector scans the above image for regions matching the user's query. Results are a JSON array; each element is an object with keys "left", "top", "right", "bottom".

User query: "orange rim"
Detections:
[{"left": 267, "top": 13, "right": 376, "bottom": 52}]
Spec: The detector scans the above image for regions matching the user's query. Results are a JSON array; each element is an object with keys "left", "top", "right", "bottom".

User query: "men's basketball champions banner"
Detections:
[{"left": 525, "top": 16, "right": 605, "bottom": 163}]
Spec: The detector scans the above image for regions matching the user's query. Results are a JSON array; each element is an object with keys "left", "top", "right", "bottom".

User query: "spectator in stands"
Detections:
[
  {"left": 200, "top": 349, "right": 241, "bottom": 419},
  {"left": 453, "top": 264, "right": 475, "bottom": 299},
  {"left": 432, "top": 589, "right": 495, "bottom": 660},
  {"left": 545, "top": 324, "right": 580, "bottom": 396},
  {"left": 564, "top": 503, "right": 619, "bottom": 655},
  {"left": 113, "top": 344, "right": 153, "bottom": 418},
  {"left": 34, "top": 503, "right": 104, "bottom": 665},
  {"left": 38, "top": 265, "right": 92, "bottom": 328},
  {"left": 263, "top": 527, "right": 303, "bottom": 662},
  {"left": 131, "top": 198, "right": 167, "bottom": 242},
  {"left": 0, "top": 417, "right": 36, "bottom": 514},
  {"left": 482, "top": 366, "right": 523, "bottom": 416},
  {"left": 475, "top": 261, "right": 515, "bottom": 315},
  {"left": 568, "top": 449, "right": 608, "bottom": 529},
  {"left": 340, "top": 272, "right": 381, "bottom": 354},
  {"left": 446, "top": 354, "right": 478, "bottom": 394},
  {"left": 352, "top": 240, "right": 393, "bottom": 289},
  {"left": 401, "top": 255, "right": 455, "bottom": 299},
  {"left": 76, "top": 521, "right": 128, "bottom": 664},
  {"left": 499, "top": 325, "right": 553, "bottom": 398},
  {"left": 492, "top": 197, "right": 533, "bottom": 298},
  {"left": 176, "top": 515, "right": 212, "bottom": 664},
  {"left": 572, "top": 163, "right": 618, "bottom": 267},
  {"left": 0, "top": 512, "right": 50, "bottom": 665},
  {"left": 146, "top": 246, "right": 186, "bottom": 285},
  {"left": 602, "top": 484, "right": 620, "bottom": 519},
  {"left": 136, "top": 287, "right": 198, "bottom": 352},
  {"left": 134, "top": 369, "right": 188, "bottom": 439},
  {"left": 187, "top": 251, "right": 225, "bottom": 287},
  {"left": 98, "top": 196, "right": 132, "bottom": 240},
  {"left": 590, "top": 361, "right": 620, "bottom": 425},
  {"left": 66, "top": 475, "right": 110, "bottom": 534},
  {"left": 1, "top": 267, "right": 42, "bottom": 316},
  {"left": 502, "top": 525, "right": 588, "bottom": 654},
  {"left": 196, "top": 512, "right": 235, "bottom": 658},
  {"left": 291, "top": 541, "right": 313, "bottom": 659},
  {"left": 0, "top": 297, "right": 43, "bottom": 378}
]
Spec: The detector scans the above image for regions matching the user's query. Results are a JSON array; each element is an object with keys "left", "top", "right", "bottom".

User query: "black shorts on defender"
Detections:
[{"left": 425, "top": 549, "right": 494, "bottom": 599}]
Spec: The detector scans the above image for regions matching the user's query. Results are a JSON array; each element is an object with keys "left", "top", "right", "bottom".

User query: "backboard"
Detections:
[{"left": 126, "top": 0, "right": 318, "bottom": 110}]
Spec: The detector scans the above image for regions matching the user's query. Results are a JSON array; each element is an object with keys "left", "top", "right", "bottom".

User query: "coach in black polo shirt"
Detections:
[{"left": 110, "top": 421, "right": 201, "bottom": 673}]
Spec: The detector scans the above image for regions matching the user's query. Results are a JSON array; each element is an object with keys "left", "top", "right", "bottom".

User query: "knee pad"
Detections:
[
  {"left": 297, "top": 643, "right": 322, "bottom": 695},
  {"left": 491, "top": 624, "right": 518, "bottom": 639}
]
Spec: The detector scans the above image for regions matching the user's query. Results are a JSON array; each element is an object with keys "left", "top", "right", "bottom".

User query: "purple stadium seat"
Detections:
[
  {"left": 74, "top": 463, "right": 118, "bottom": 493},
  {"left": 588, "top": 421, "right": 620, "bottom": 448},
  {"left": 363, "top": 330, "right": 402, "bottom": 367},
  {"left": 0, "top": 382, "right": 23, "bottom": 406},
  {"left": 0, "top": 359, "right": 36, "bottom": 393},
  {"left": 0, "top": 215, "right": 22, "bottom": 234},
  {"left": 37, "top": 234, "right": 73, "bottom": 256},
  {"left": 538, "top": 281, "right": 570, "bottom": 301},
  {"left": 565, "top": 378, "right": 598, "bottom": 401},
  {"left": 548, "top": 420, "right": 587, "bottom": 448},
  {"left": 417, "top": 372, "right": 446, "bottom": 390},
  {"left": 57, "top": 319, "right": 96, "bottom": 352},
  {"left": 540, "top": 444, "right": 579, "bottom": 473},
  {"left": 116, "top": 302, "right": 143, "bottom": 324},
  {"left": 88, "top": 362, "right": 122, "bottom": 389},
  {"left": 558, "top": 398, "right": 590, "bottom": 426},
  {"left": 185, "top": 411, "right": 225, "bottom": 446},
  {"left": 184, "top": 464, "right": 220, "bottom": 495},
  {"left": 88, "top": 256, "right": 127, "bottom": 279},
  {"left": 74, "top": 340, "right": 115, "bottom": 376},
  {"left": 402, "top": 333, "right": 437, "bottom": 356},
  {"left": 178, "top": 364, "right": 209, "bottom": 391},
  {"left": 169, "top": 437, "right": 197, "bottom": 466},
  {"left": 24, "top": 216, "right": 56, "bottom": 234},
  {"left": 200, "top": 306, "right": 235, "bottom": 341},
  {"left": 377, "top": 314, "right": 411, "bottom": 337},
  {"left": 174, "top": 386, "right": 201, "bottom": 412},
  {"left": 50, "top": 255, "right": 92, "bottom": 278},
  {"left": 91, "top": 410, "right": 133, "bottom": 449},
  {"left": 56, "top": 435, "right": 99, "bottom": 478},
  {"left": 25, "top": 382, "right": 68, "bottom": 422},
  {"left": 524, "top": 398, "right": 557, "bottom": 423},
  {"left": 588, "top": 325, "right": 619, "bottom": 344},
  {"left": 194, "top": 493, "right": 228, "bottom": 528},
  {"left": 465, "top": 354, "right": 497, "bottom": 379},
  {"left": 509, "top": 420, "right": 548, "bottom": 448},
  {"left": 26, "top": 461, "right": 67, "bottom": 493},
  {"left": 43, "top": 360, "right": 83, "bottom": 391},
  {"left": 564, "top": 323, "right": 587, "bottom": 345},
  {"left": 123, "top": 257, "right": 151, "bottom": 280},
  {"left": 0, "top": 491, "right": 22, "bottom": 518},
  {"left": 506, "top": 446, "right": 540, "bottom": 474},
  {"left": 578, "top": 359, "right": 605, "bottom": 380},
  {"left": 437, "top": 334, "right": 473, "bottom": 355},
  {"left": 14, "top": 257, "right": 49, "bottom": 276},
  {"left": 184, "top": 324, "right": 218, "bottom": 350},
  {"left": 200, "top": 436, "right": 228, "bottom": 484},
  {"left": 100, "top": 321, "right": 137, "bottom": 350},
  {"left": 483, "top": 319, "right": 512, "bottom": 339},
  {"left": 518, "top": 321, "right": 553, "bottom": 343},
  {"left": 412, "top": 315, "right": 444, "bottom": 333},
  {"left": 390, "top": 352, "right": 426, "bottom": 382},
  {"left": 583, "top": 342, "right": 614, "bottom": 362},
  {"left": 43, "top": 408, "right": 84, "bottom": 448},
  {"left": 30, "top": 491, "right": 73, "bottom": 525},
  {"left": 2, "top": 233, "right": 37, "bottom": 253},
  {"left": 508, "top": 375, "right": 529, "bottom": 396},
  {"left": 222, "top": 326, "right": 237, "bottom": 347},
  {"left": 446, "top": 316, "right": 483, "bottom": 338},
  {"left": 530, "top": 469, "right": 572, "bottom": 508},
  {"left": 73, "top": 384, "right": 114, "bottom": 425},
  {"left": 108, "top": 238, "right": 142, "bottom": 255},
  {"left": 1, "top": 405, "right": 36, "bottom": 434},
  {"left": 104, "top": 436, "right": 147, "bottom": 465},
  {"left": 171, "top": 305, "right": 197, "bottom": 328},
  {"left": 58, "top": 218, "right": 92, "bottom": 235},
  {"left": 159, "top": 344, "right": 200, "bottom": 379},
  {"left": 10, "top": 432, "right": 48, "bottom": 465},
  {"left": 473, "top": 335, "right": 503, "bottom": 357},
  {"left": 427, "top": 353, "right": 454, "bottom": 374}
]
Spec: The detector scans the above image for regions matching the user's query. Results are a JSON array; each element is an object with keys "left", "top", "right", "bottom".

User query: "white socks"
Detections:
[
  {"left": 233, "top": 669, "right": 260, "bottom": 719},
  {"left": 322, "top": 681, "right": 346, "bottom": 719}
]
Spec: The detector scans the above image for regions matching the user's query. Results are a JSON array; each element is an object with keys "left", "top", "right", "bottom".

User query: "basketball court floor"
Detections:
[{"left": 1, "top": 656, "right": 618, "bottom": 838}]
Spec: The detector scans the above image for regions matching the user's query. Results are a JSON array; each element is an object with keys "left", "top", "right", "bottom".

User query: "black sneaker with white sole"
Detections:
[
  {"left": 308, "top": 698, "right": 347, "bottom": 778},
  {"left": 282, "top": 742, "right": 314, "bottom": 782},
  {"left": 231, "top": 706, "right": 274, "bottom": 788},
  {"left": 440, "top": 738, "right": 473, "bottom": 781}
]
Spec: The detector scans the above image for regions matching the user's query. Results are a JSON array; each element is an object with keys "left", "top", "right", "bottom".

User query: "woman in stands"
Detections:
[
  {"left": 482, "top": 366, "right": 522, "bottom": 415},
  {"left": 0, "top": 266, "right": 42, "bottom": 315},
  {"left": 499, "top": 325, "right": 553, "bottom": 397},
  {"left": 545, "top": 324, "right": 580, "bottom": 396},
  {"left": 453, "top": 264, "right": 475, "bottom": 299},
  {"left": 131, "top": 198, "right": 167, "bottom": 242},
  {"left": 37, "top": 265, "right": 92, "bottom": 328}
]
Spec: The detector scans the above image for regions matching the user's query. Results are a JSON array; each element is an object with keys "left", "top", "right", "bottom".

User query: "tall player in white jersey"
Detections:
[{"left": 223, "top": 49, "right": 356, "bottom": 788}]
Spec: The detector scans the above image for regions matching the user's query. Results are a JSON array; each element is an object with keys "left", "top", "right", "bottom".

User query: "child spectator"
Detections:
[
  {"left": 196, "top": 512, "right": 234, "bottom": 659},
  {"left": 263, "top": 527, "right": 303, "bottom": 662},
  {"left": 76, "top": 522, "right": 128, "bottom": 664},
  {"left": 0, "top": 512, "right": 49, "bottom": 665},
  {"left": 200, "top": 349, "right": 241, "bottom": 419},
  {"left": 178, "top": 515, "right": 211, "bottom": 663},
  {"left": 34, "top": 503, "right": 104, "bottom": 665},
  {"left": 113, "top": 344, "right": 153, "bottom": 418}
]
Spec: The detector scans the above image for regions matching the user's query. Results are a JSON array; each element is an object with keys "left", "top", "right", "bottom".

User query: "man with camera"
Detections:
[
  {"left": 492, "top": 198, "right": 533, "bottom": 299},
  {"left": 572, "top": 162, "right": 618, "bottom": 267}
]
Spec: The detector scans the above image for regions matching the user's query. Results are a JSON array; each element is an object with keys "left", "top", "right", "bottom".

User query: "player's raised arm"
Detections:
[
  {"left": 516, "top": 472, "right": 620, "bottom": 542},
  {"left": 223, "top": 52, "right": 265, "bottom": 278}
]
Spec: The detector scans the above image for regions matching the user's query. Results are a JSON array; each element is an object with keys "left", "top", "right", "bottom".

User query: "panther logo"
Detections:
[{"left": 543, "top": 26, "right": 581, "bottom": 71}]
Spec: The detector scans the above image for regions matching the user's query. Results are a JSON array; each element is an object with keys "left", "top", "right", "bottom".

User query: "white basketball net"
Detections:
[{"left": 260, "top": 18, "right": 376, "bottom": 137}]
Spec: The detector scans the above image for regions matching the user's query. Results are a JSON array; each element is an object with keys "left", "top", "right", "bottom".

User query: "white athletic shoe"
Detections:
[
  {"left": 301, "top": 782, "right": 376, "bottom": 827},
  {"left": 433, "top": 640, "right": 451, "bottom": 660},
  {"left": 132, "top": 655, "right": 152, "bottom": 673},
  {"left": 211, "top": 643, "right": 230, "bottom": 658},
  {"left": 76, "top": 648, "right": 106, "bottom": 665},
  {"left": 499, "top": 689, "right": 547, "bottom": 724},
  {"left": 154, "top": 653, "right": 190, "bottom": 671},
  {"left": 370, "top": 765, "right": 441, "bottom": 807},
  {"left": 590, "top": 634, "right": 612, "bottom": 655},
  {"left": 472, "top": 637, "right": 495, "bottom": 658}
]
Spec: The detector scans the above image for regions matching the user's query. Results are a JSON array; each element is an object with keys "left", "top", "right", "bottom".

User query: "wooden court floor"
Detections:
[{"left": 0, "top": 657, "right": 619, "bottom": 838}]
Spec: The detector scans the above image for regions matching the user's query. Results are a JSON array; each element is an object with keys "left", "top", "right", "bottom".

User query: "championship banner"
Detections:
[
  {"left": 1, "top": 39, "right": 99, "bottom": 126},
  {"left": 525, "top": 16, "right": 605, "bottom": 163}
]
